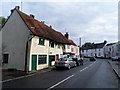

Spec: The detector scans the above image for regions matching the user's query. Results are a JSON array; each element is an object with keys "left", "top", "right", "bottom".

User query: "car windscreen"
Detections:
[{"left": 58, "top": 58, "right": 67, "bottom": 61}]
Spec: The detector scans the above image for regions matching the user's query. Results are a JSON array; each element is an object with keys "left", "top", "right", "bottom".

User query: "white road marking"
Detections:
[
  {"left": 46, "top": 75, "right": 74, "bottom": 90},
  {"left": 47, "top": 61, "right": 97, "bottom": 89},
  {"left": 80, "top": 66, "right": 88, "bottom": 72}
]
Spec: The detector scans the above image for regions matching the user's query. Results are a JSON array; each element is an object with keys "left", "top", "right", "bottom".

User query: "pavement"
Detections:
[
  {"left": 2, "top": 66, "right": 55, "bottom": 81},
  {"left": 107, "top": 59, "right": 120, "bottom": 79}
]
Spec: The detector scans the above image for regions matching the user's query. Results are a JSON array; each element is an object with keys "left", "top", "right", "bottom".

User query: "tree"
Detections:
[
  {"left": 82, "top": 42, "right": 94, "bottom": 49},
  {"left": 0, "top": 16, "right": 6, "bottom": 27}
]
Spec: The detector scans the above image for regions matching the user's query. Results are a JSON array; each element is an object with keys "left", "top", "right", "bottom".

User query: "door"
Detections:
[
  {"left": 31, "top": 55, "right": 37, "bottom": 71},
  {"left": 49, "top": 56, "right": 55, "bottom": 66},
  {"left": 56, "top": 54, "right": 59, "bottom": 61}
]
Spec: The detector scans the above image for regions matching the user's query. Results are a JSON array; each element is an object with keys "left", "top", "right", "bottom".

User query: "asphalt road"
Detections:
[{"left": 2, "top": 59, "right": 119, "bottom": 89}]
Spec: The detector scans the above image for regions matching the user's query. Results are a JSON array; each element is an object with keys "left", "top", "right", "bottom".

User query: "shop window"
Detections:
[{"left": 38, "top": 55, "right": 47, "bottom": 64}]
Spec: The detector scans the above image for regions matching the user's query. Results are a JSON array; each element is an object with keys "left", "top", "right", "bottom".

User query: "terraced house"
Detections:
[
  {"left": 63, "top": 32, "right": 79, "bottom": 58},
  {"left": 2, "top": 6, "right": 75, "bottom": 72}
]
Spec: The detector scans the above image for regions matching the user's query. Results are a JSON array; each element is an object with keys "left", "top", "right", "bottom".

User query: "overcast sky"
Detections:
[{"left": 1, "top": 0, "right": 119, "bottom": 45}]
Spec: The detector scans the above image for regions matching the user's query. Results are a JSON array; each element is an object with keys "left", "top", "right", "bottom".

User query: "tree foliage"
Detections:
[
  {"left": 82, "top": 42, "right": 94, "bottom": 49},
  {"left": 0, "top": 16, "right": 6, "bottom": 26}
]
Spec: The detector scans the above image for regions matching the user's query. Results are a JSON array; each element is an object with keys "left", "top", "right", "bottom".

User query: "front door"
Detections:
[
  {"left": 31, "top": 55, "right": 37, "bottom": 71},
  {"left": 49, "top": 56, "right": 55, "bottom": 66}
]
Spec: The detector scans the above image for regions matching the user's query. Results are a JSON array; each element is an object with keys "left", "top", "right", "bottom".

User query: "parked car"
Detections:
[
  {"left": 72, "top": 57, "right": 83, "bottom": 66},
  {"left": 111, "top": 56, "right": 119, "bottom": 61},
  {"left": 54, "top": 57, "right": 76, "bottom": 69},
  {"left": 89, "top": 57, "right": 96, "bottom": 61}
]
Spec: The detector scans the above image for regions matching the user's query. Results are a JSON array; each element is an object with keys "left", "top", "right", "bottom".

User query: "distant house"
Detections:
[
  {"left": 104, "top": 43, "right": 116, "bottom": 58},
  {"left": 63, "top": 32, "right": 79, "bottom": 58},
  {"left": 104, "top": 42, "right": 120, "bottom": 58},
  {"left": 82, "top": 41, "right": 107, "bottom": 58},
  {"left": 2, "top": 6, "right": 71, "bottom": 72}
]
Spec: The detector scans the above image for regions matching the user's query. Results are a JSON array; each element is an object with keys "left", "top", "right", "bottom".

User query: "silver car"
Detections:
[{"left": 55, "top": 57, "right": 76, "bottom": 69}]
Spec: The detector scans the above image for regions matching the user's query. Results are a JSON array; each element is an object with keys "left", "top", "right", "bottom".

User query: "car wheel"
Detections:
[{"left": 68, "top": 65, "right": 71, "bottom": 69}]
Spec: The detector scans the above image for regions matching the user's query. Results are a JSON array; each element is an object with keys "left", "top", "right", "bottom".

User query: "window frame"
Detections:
[
  {"left": 50, "top": 41, "right": 54, "bottom": 48},
  {"left": 38, "top": 55, "right": 47, "bottom": 65},
  {"left": 38, "top": 37, "right": 45, "bottom": 46}
]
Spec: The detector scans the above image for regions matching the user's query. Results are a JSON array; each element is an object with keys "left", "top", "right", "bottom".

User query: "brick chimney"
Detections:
[
  {"left": 15, "top": 6, "right": 20, "bottom": 10},
  {"left": 64, "top": 32, "right": 69, "bottom": 39},
  {"left": 30, "top": 14, "right": 35, "bottom": 19}
]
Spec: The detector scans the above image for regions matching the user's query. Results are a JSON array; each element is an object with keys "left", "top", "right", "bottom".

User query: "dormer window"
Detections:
[{"left": 39, "top": 38, "right": 45, "bottom": 45}]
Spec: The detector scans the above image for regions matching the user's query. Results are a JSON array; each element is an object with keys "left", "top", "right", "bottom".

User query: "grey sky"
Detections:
[{"left": 1, "top": 1, "right": 118, "bottom": 45}]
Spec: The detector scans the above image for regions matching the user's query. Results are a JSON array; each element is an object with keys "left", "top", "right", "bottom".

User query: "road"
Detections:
[{"left": 2, "top": 59, "right": 119, "bottom": 89}]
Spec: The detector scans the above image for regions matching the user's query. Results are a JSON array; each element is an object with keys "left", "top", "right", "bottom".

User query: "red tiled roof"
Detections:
[
  {"left": 16, "top": 9, "right": 71, "bottom": 44},
  {"left": 68, "top": 39, "right": 77, "bottom": 46}
]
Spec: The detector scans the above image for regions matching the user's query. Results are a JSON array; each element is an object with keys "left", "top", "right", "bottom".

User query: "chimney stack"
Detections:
[
  {"left": 15, "top": 6, "right": 20, "bottom": 10},
  {"left": 30, "top": 14, "right": 35, "bottom": 19},
  {"left": 50, "top": 25, "right": 52, "bottom": 28},
  {"left": 64, "top": 32, "right": 69, "bottom": 39}
]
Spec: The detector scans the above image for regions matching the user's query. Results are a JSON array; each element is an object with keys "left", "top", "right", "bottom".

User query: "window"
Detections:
[
  {"left": 58, "top": 44, "right": 61, "bottom": 49},
  {"left": 38, "top": 55, "right": 47, "bottom": 64},
  {"left": 76, "top": 48, "right": 78, "bottom": 53},
  {"left": 99, "top": 53, "right": 101, "bottom": 56},
  {"left": 67, "top": 45, "right": 70, "bottom": 49},
  {"left": 3, "top": 54, "right": 9, "bottom": 63},
  {"left": 39, "top": 38, "right": 45, "bottom": 45},
  {"left": 50, "top": 41, "right": 54, "bottom": 48},
  {"left": 71, "top": 48, "right": 74, "bottom": 52},
  {"left": 95, "top": 49, "right": 96, "bottom": 52}
]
